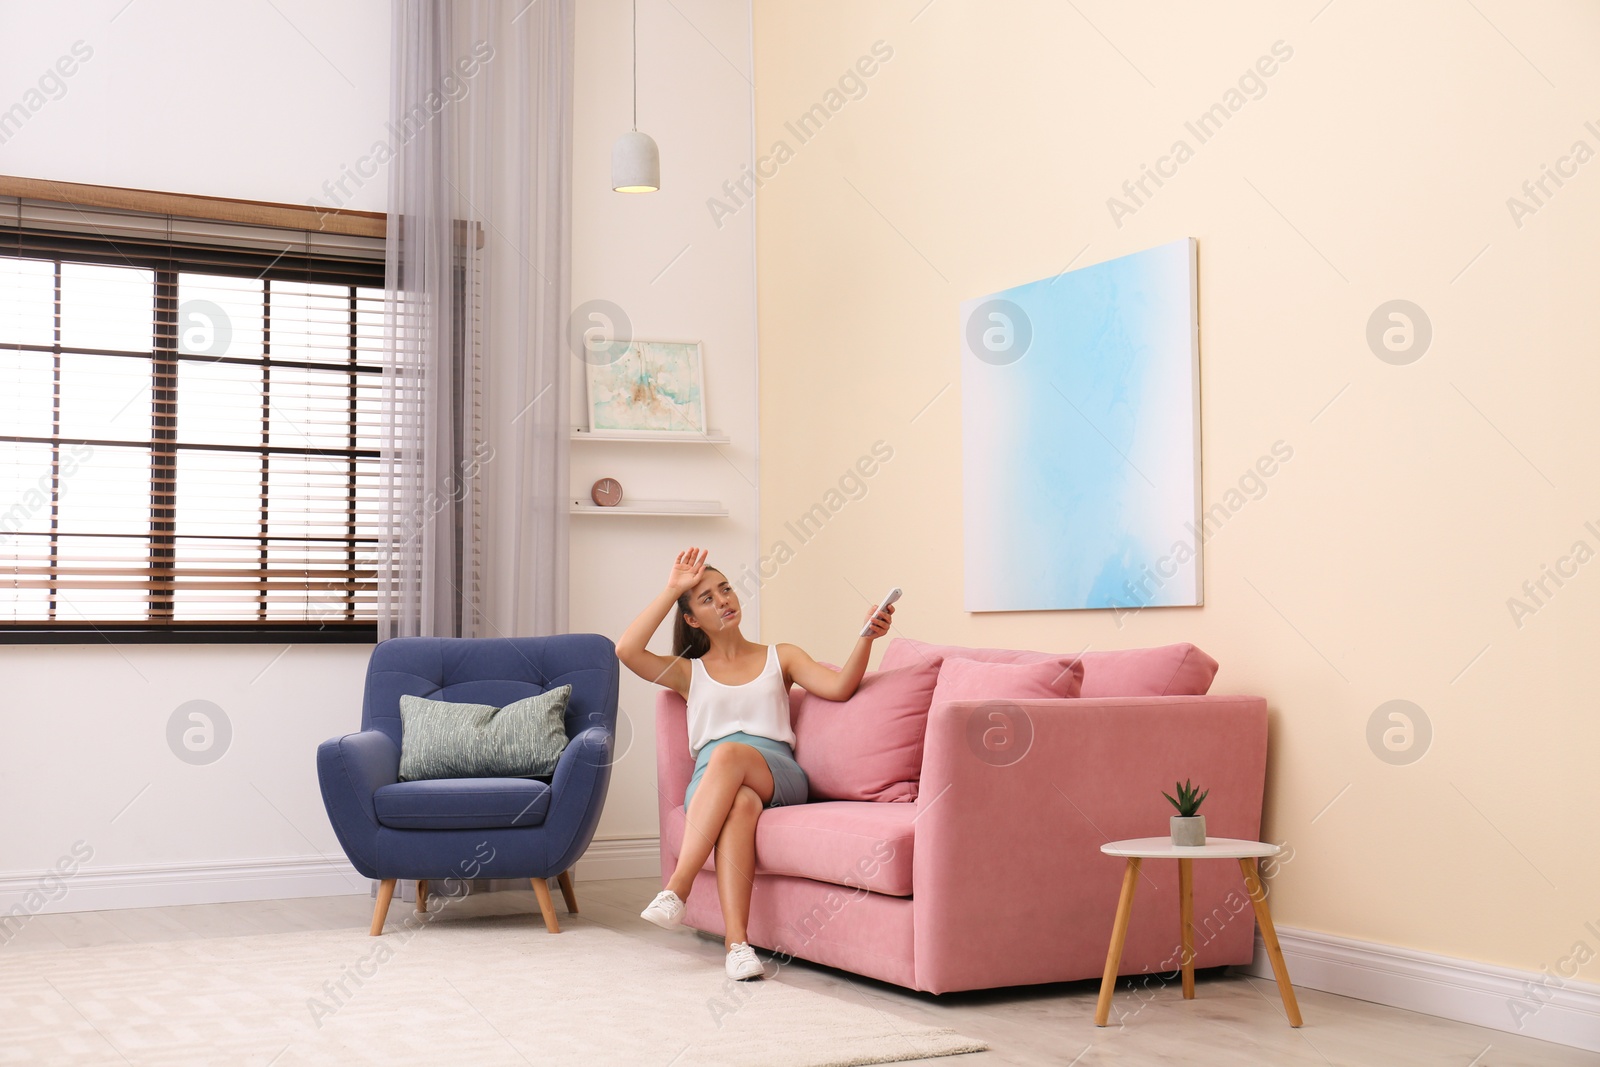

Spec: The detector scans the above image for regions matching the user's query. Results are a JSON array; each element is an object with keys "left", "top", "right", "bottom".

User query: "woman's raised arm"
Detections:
[{"left": 615, "top": 546, "right": 706, "bottom": 694}]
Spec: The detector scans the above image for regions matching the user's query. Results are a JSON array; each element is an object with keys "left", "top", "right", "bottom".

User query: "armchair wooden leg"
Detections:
[
  {"left": 416, "top": 879, "right": 429, "bottom": 914},
  {"left": 557, "top": 870, "right": 578, "bottom": 914},
  {"left": 370, "top": 878, "right": 397, "bottom": 936},
  {"left": 531, "top": 877, "right": 562, "bottom": 933}
]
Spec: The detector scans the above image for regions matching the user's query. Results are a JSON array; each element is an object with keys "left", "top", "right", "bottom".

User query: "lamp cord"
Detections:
[{"left": 632, "top": 0, "right": 638, "bottom": 131}]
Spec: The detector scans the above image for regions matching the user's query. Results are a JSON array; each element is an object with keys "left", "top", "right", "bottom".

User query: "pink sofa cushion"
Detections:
[
  {"left": 1077, "top": 643, "right": 1218, "bottom": 698},
  {"left": 664, "top": 799, "right": 917, "bottom": 897},
  {"left": 880, "top": 638, "right": 1218, "bottom": 698},
  {"left": 930, "top": 655, "right": 1084, "bottom": 705},
  {"left": 791, "top": 660, "right": 941, "bottom": 803}
]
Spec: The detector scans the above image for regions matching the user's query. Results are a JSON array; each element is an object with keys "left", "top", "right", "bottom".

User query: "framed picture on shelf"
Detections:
[{"left": 584, "top": 339, "right": 708, "bottom": 437}]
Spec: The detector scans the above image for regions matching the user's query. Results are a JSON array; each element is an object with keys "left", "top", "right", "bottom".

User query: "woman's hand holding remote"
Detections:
[
  {"left": 859, "top": 588, "right": 900, "bottom": 640},
  {"left": 860, "top": 603, "right": 895, "bottom": 639}
]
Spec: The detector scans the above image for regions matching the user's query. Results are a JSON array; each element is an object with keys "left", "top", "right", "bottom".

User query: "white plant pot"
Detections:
[{"left": 1170, "top": 815, "right": 1206, "bottom": 847}]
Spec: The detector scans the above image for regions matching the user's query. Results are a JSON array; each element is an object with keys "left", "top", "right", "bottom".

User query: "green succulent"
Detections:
[{"left": 1163, "top": 778, "right": 1209, "bottom": 818}]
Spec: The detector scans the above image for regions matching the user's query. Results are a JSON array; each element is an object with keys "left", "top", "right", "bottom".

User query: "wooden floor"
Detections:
[{"left": 5, "top": 876, "right": 1593, "bottom": 1066}]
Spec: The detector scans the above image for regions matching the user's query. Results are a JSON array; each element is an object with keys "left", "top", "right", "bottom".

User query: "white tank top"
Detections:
[{"left": 686, "top": 644, "right": 794, "bottom": 757}]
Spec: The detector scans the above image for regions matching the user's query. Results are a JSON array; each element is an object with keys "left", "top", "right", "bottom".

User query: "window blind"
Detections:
[{"left": 0, "top": 194, "right": 390, "bottom": 639}]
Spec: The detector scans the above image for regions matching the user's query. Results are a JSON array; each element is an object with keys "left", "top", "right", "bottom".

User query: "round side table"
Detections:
[{"left": 1095, "top": 837, "right": 1302, "bottom": 1028}]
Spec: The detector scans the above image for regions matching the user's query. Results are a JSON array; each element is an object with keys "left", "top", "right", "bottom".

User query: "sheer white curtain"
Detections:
[{"left": 378, "top": 0, "right": 574, "bottom": 640}]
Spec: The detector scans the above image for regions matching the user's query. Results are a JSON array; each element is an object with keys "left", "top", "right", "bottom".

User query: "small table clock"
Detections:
[{"left": 590, "top": 477, "right": 623, "bottom": 507}]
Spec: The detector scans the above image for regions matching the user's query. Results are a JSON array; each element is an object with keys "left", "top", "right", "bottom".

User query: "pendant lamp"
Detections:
[{"left": 612, "top": 0, "right": 659, "bottom": 193}]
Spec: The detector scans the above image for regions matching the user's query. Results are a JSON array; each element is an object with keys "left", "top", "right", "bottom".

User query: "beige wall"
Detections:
[{"left": 751, "top": 0, "right": 1599, "bottom": 979}]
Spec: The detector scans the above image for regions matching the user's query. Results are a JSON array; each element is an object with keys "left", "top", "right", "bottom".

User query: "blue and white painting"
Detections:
[
  {"left": 961, "top": 237, "right": 1201, "bottom": 613},
  {"left": 586, "top": 340, "right": 706, "bottom": 434}
]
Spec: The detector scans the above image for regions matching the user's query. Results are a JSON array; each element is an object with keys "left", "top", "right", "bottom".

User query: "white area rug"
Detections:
[{"left": 0, "top": 911, "right": 987, "bottom": 1066}]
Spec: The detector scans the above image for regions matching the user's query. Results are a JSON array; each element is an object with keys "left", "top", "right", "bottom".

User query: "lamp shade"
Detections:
[{"left": 611, "top": 131, "right": 660, "bottom": 193}]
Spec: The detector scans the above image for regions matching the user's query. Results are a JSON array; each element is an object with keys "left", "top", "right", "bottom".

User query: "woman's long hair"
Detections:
[{"left": 671, "top": 565, "right": 723, "bottom": 660}]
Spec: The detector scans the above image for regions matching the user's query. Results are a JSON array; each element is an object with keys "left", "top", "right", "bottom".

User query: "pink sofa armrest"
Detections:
[
  {"left": 911, "top": 695, "right": 1269, "bottom": 993},
  {"left": 655, "top": 689, "right": 694, "bottom": 823}
]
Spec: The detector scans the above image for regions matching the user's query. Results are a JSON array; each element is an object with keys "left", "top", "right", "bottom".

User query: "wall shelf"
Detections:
[
  {"left": 570, "top": 426, "right": 729, "bottom": 444},
  {"left": 569, "top": 498, "right": 728, "bottom": 518}
]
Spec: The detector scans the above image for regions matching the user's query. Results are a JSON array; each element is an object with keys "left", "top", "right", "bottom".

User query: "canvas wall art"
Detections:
[
  {"left": 961, "top": 237, "right": 1201, "bottom": 613},
  {"left": 585, "top": 339, "right": 707, "bottom": 435}
]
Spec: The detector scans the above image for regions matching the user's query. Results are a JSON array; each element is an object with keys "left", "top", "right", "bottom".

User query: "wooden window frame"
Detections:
[{"left": 0, "top": 177, "right": 386, "bottom": 643}]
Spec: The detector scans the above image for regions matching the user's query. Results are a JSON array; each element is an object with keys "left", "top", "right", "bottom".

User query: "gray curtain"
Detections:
[{"left": 378, "top": 0, "right": 573, "bottom": 640}]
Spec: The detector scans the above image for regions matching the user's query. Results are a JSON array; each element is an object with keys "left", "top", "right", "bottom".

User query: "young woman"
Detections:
[{"left": 615, "top": 545, "right": 894, "bottom": 981}]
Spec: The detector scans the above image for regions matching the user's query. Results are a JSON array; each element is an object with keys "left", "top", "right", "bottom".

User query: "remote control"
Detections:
[{"left": 859, "top": 587, "right": 902, "bottom": 637}]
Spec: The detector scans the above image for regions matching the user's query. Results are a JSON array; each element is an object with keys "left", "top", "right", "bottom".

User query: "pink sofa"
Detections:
[{"left": 653, "top": 639, "right": 1268, "bottom": 994}]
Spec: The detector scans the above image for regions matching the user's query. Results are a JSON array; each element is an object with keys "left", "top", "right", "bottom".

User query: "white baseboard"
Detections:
[
  {"left": 1239, "top": 925, "right": 1600, "bottom": 1054},
  {"left": 0, "top": 836, "right": 660, "bottom": 921},
  {"left": 0, "top": 855, "right": 367, "bottom": 916},
  {"left": 575, "top": 835, "right": 660, "bottom": 881}
]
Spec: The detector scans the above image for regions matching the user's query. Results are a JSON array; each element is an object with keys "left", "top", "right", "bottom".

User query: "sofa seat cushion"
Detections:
[
  {"left": 373, "top": 777, "right": 551, "bottom": 829},
  {"left": 880, "top": 638, "right": 1218, "bottom": 698},
  {"left": 667, "top": 800, "right": 917, "bottom": 897}
]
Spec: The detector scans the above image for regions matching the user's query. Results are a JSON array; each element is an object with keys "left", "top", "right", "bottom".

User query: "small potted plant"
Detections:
[{"left": 1164, "top": 778, "right": 1209, "bottom": 846}]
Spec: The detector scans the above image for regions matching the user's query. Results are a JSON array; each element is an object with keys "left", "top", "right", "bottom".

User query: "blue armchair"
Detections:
[{"left": 317, "top": 634, "right": 619, "bottom": 935}]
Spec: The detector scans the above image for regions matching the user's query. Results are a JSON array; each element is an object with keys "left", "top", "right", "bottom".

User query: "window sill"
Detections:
[{"left": 0, "top": 623, "right": 378, "bottom": 644}]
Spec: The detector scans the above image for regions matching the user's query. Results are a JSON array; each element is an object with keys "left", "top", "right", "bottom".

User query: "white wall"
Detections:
[
  {"left": 569, "top": 0, "right": 759, "bottom": 860},
  {"left": 0, "top": 0, "right": 392, "bottom": 211},
  {"left": 0, "top": 0, "right": 392, "bottom": 911},
  {"left": 0, "top": 0, "right": 756, "bottom": 908}
]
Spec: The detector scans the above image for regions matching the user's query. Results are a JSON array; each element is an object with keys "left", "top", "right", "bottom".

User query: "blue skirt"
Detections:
[{"left": 684, "top": 731, "right": 809, "bottom": 810}]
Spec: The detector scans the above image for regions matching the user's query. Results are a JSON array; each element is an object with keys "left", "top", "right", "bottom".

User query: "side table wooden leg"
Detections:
[
  {"left": 1095, "top": 857, "right": 1141, "bottom": 1026},
  {"left": 1179, "top": 857, "right": 1195, "bottom": 999},
  {"left": 1238, "top": 857, "right": 1302, "bottom": 1027}
]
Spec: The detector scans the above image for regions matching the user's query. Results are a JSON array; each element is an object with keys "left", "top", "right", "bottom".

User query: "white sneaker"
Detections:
[
  {"left": 640, "top": 889, "right": 685, "bottom": 930},
  {"left": 725, "top": 941, "right": 765, "bottom": 981}
]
